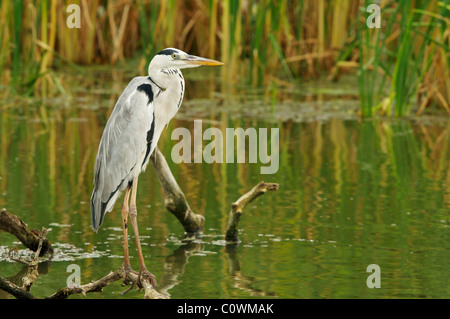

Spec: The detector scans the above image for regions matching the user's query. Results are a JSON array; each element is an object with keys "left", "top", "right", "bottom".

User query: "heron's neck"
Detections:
[
  {"left": 148, "top": 65, "right": 182, "bottom": 89},
  {"left": 148, "top": 66, "right": 185, "bottom": 130}
]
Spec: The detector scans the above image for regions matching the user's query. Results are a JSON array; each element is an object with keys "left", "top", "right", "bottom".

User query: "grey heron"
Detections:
[{"left": 90, "top": 48, "right": 223, "bottom": 288}]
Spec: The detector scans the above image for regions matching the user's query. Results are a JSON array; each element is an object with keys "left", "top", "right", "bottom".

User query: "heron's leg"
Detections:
[
  {"left": 129, "top": 176, "right": 157, "bottom": 288},
  {"left": 119, "top": 185, "right": 140, "bottom": 295},
  {"left": 121, "top": 186, "right": 133, "bottom": 271}
]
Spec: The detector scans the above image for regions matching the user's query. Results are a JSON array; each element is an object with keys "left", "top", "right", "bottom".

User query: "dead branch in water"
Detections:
[
  {"left": 0, "top": 276, "right": 36, "bottom": 299},
  {"left": 226, "top": 182, "right": 279, "bottom": 242},
  {"left": 0, "top": 208, "right": 53, "bottom": 256},
  {"left": 151, "top": 148, "right": 205, "bottom": 238},
  {"left": 47, "top": 265, "right": 167, "bottom": 299},
  {"left": 0, "top": 223, "right": 51, "bottom": 297}
]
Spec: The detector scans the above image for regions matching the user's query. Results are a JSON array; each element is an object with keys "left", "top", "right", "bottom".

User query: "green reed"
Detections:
[
  {"left": 356, "top": 0, "right": 449, "bottom": 116},
  {"left": 11, "top": 0, "right": 24, "bottom": 90},
  {"left": 1, "top": 0, "right": 448, "bottom": 115}
]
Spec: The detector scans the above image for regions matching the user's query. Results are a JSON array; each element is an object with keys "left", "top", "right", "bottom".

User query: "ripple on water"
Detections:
[{"left": 51, "top": 243, "right": 110, "bottom": 262}]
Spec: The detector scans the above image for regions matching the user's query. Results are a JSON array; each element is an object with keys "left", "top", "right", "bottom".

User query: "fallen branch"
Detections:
[
  {"left": 46, "top": 265, "right": 167, "bottom": 299},
  {"left": 0, "top": 208, "right": 53, "bottom": 256},
  {"left": 225, "top": 182, "right": 279, "bottom": 242},
  {"left": 5, "top": 226, "right": 52, "bottom": 292},
  {"left": 151, "top": 148, "right": 205, "bottom": 237},
  {"left": 0, "top": 276, "right": 36, "bottom": 299},
  {"left": 0, "top": 263, "right": 168, "bottom": 300},
  {"left": 47, "top": 270, "right": 121, "bottom": 299}
]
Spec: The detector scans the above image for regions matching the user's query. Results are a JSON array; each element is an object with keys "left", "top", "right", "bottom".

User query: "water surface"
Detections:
[{"left": 0, "top": 66, "right": 449, "bottom": 299}]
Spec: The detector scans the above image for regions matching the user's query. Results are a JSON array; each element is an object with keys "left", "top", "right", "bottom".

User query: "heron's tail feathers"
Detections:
[{"left": 90, "top": 190, "right": 107, "bottom": 232}]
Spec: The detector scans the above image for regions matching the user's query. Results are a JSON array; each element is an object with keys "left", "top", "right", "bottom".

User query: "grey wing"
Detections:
[{"left": 90, "top": 77, "right": 156, "bottom": 232}]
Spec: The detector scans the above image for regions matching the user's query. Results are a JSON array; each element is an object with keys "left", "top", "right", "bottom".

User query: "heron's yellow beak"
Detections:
[{"left": 185, "top": 55, "right": 224, "bottom": 66}]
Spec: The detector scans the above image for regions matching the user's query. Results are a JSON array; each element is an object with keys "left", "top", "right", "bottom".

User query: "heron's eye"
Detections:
[{"left": 171, "top": 53, "right": 177, "bottom": 59}]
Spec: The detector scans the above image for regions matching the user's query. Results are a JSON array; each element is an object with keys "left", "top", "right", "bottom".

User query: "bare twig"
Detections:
[
  {"left": 225, "top": 182, "right": 279, "bottom": 242},
  {"left": 33, "top": 227, "right": 51, "bottom": 261}
]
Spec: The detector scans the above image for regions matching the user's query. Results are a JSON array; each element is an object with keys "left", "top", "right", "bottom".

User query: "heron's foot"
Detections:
[
  {"left": 119, "top": 263, "right": 139, "bottom": 295},
  {"left": 121, "top": 262, "right": 139, "bottom": 277},
  {"left": 137, "top": 268, "right": 157, "bottom": 289},
  {"left": 120, "top": 281, "right": 136, "bottom": 295}
]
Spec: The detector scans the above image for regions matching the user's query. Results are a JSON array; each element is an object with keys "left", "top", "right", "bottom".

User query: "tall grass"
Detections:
[
  {"left": 1, "top": 0, "right": 448, "bottom": 115},
  {"left": 355, "top": 0, "right": 449, "bottom": 116}
]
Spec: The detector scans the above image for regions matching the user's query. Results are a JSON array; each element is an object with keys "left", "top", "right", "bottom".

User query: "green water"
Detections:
[{"left": 0, "top": 67, "right": 449, "bottom": 299}]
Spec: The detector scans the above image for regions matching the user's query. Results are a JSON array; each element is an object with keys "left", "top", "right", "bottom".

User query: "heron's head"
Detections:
[{"left": 149, "top": 48, "right": 223, "bottom": 71}]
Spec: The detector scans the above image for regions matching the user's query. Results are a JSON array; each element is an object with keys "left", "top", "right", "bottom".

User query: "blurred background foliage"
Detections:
[{"left": 0, "top": 0, "right": 448, "bottom": 116}]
